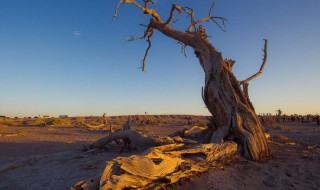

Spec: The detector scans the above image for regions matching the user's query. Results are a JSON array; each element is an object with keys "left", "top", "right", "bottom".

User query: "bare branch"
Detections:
[
  {"left": 240, "top": 39, "right": 268, "bottom": 84},
  {"left": 127, "top": 26, "right": 152, "bottom": 42},
  {"left": 113, "top": 0, "right": 125, "bottom": 18},
  {"left": 165, "top": 4, "right": 182, "bottom": 25},
  {"left": 127, "top": 35, "right": 144, "bottom": 42},
  {"left": 208, "top": 0, "right": 216, "bottom": 16},
  {"left": 177, "top": 41, "right": 187, "bottom": 57},
  {"left": 141, "top": 28, "right": 154, "bottom": 72},
  {"left": 114, "top": 0, "right": 162, "bottom": 22},
  {"left": 188, "top": 16, "right": 228, "bottom": 32},
  {"left": 211, "top": 17, "right": 228, "bottom": 32},
  {"left": 143, "top": 0, "right": 154, "bottom": 10}
]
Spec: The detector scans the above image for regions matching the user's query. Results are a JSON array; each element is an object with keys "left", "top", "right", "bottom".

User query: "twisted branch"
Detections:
[
  {"left": 188, "top": 16, "right": 227, "bottom": 32},
  {"left": 208, "top": 0, "right": 217, "bottom": 16},
  {"left": 127, "top": 25, "right": 152, "bottom": 42},
  {"left": 165, "top": 4, "right": 182, "bottom": 25},
  {"left": 177, "top": 41, "right": 187, "bottom": 57},
  {"left": 240, "top": 39, "right": 268, "bottom": 85},
  {"left": 113, "top": 0, "right": 227, "bottom": 71},
  {"left": 141, "top": 28, "right": 154, "bottom": 72},
  {"left": 114, "top": 0, "right": 162, "bottom": 21}
]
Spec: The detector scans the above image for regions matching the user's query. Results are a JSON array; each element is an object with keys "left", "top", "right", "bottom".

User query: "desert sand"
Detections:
[{"left": 0, "top": 115, "right": 319, "bottom": 190}]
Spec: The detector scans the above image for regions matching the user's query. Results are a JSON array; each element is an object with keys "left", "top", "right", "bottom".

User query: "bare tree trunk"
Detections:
[
  {"left": 197, "top": 38, "right": 270, "bottom": 161},
  {"left": 112, "top": 2, "right": 271, "bottom": 161},
  {"left": 149, "top": 20, "right": 270, "bottom": 161}
]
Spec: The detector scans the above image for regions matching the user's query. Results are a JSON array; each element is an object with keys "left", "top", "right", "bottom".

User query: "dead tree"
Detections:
[{"left": 111, "top": 0, "right": 270, "bottom": 161}]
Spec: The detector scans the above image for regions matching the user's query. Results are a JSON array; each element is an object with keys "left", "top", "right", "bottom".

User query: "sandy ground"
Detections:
[{"left": 0, "top": 116, "right": 319, "bottom": 190}]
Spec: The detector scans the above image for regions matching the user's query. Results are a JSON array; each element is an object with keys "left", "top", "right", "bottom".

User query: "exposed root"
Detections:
[{"left": 88, "top": 130, "right": 198, "bottom": 151}]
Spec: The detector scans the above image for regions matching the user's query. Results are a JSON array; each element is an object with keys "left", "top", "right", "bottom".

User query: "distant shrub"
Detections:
[
  {"left": 0, "top": 119, "right": 16, "bottom": 126},
  {"left": 263, "top": 117, "right": 276, "bottom": 126},
  {"left": 0, "top": 125, "right": 8, "bottom": 133},
  {"left": 22, "top": 120, "right": 29, "bottom": 126},
  {"left": 73, "top": 117, "right": 85, "bottom": 125},
  {"left": 45, "top": 118, "right": 70, "bottom": 126},
  {"left": 29, "top": 119, "right": 46, "bottom": 126}
]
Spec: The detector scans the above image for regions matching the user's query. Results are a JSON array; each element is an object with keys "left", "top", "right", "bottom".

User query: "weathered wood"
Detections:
[
  {"left": 96, "top": 142, "right": 237, "bottom": 190},
  {"left": 90, "top": 130, "right": 156, "bottom": 149},
  {"left": 89, "top": 129, "right": 197, "bottom": 150},
  {"left": 82, "top": 123, "right": 105, "bottom": 129},
  {"left": 169, "top": 125, "right": 207, "bottom": 138},
  {"left": 70, "top": 174, "right": 101, "bottom": 190},
  {"left": 112, "top": 0, "right": 271, "bottom": 161}
]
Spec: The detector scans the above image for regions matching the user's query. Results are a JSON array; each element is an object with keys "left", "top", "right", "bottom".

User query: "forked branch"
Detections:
[
  {"left": 165, "top": 4, "right": 182, "bottom": 24},
  {"left": 188, "top": 16, "right": 227, "bottom": 32},
  {"left": 186, "top": 0, "right": 227, "bottom": 32},
  {"left": 240, "top": 39, "right": 268, "bottom": 85},
  {"left": 127, "top": 25, "right": 152, "bottom": 42},
  {"left": 113, "top": 0, "right": 227, "bottom": 71},
  {"left": 114, "top": 0, "right": 162, "bottom": 21}
]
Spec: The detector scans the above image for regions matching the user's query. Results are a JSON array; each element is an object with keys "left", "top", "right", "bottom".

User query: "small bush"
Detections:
[
  {"left": 263, "top": 117, "right": 276, "bottom": 126},
  {"left": 0, "top": 125, "right": 8, "bottom": 133},
  {"left": 0, "top": 119, "right": 16, "bottom": 126},
  {"left": 45, "top": 118, "right": 70, "bottom": 126},
  {"left": 73, "top": 117, "right": 85, "bottom": 125}
]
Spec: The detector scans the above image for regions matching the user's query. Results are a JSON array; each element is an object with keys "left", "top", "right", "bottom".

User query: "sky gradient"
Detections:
[{"left": 0, "top": 0, "right": 319, "bottom": 117}]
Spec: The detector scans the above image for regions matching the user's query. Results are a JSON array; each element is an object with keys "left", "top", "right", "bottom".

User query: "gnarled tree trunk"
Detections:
[
  {"left": 200, "top": 44, "right": 270, "bottom": 161},
  {"left": 148, "top": 19, "right": 270, "bottom": 161},
  {"left": 111, "top": 0, "right": 271, "bottom": 161}
]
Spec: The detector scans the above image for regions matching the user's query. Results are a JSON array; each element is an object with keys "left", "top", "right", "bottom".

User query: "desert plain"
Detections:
[{"left": 0, "top": 115, "right": 319, "bottom": 190}]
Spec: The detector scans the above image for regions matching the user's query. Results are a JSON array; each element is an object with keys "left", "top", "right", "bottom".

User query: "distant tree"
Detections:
[{"left": 111, "top": 0, "right": 270, "bottom": 161}]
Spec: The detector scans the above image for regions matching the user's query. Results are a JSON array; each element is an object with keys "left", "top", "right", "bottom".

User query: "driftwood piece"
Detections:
[
  {"left": 89, "top": 130, "right": 156, "bottom": 149},
  {"left": 169, "top": 125, "right": 207, "bottom": 138},
  {"left": 88, "top": 130, "right": 197, "bottom": 151},
  {"left": 70, "top": 174, "right": 101, "bottom": 190},
  {"left": 71, "top": 142, "right": 237, "bottom": 190},
  {"left": 73, "top": 142, "right": 238, "bottom": 190},
  {"left": 81, "top": 123, "right": 105, "bottom": 129}
]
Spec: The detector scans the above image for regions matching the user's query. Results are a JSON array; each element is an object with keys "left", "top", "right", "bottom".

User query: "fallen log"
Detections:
[
  {"left": 72, "top": 142, "right": 238, "bottom": 190},
  {"left": 89, "top": 130, "right": 156, "bottom": 149},
  {"left": 169, "top": 125, "right": 207, "bottom": 138},
  {"left": 88, "top": 130, "right": 198, "bottom": 151},
  {"left": 81, "top": 123, "right": 105, "bottom": 129}
]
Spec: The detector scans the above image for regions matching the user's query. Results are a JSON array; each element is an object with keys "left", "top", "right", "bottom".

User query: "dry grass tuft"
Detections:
[
  {"left": 45, "top": 118, "right": 70, "bottom": 126},
  {"left": 0, "top": 119, "right": 16, "bottom": 126}
]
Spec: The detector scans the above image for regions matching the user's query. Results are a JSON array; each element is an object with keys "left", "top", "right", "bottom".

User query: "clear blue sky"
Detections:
[{"left": 0, "top": 0, "right": 319, "bottom": 117}]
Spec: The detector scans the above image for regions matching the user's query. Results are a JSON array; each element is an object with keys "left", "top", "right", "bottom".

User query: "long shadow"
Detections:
[{"left": 0, "top": 141, "right": 82, "bottom": 159}]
